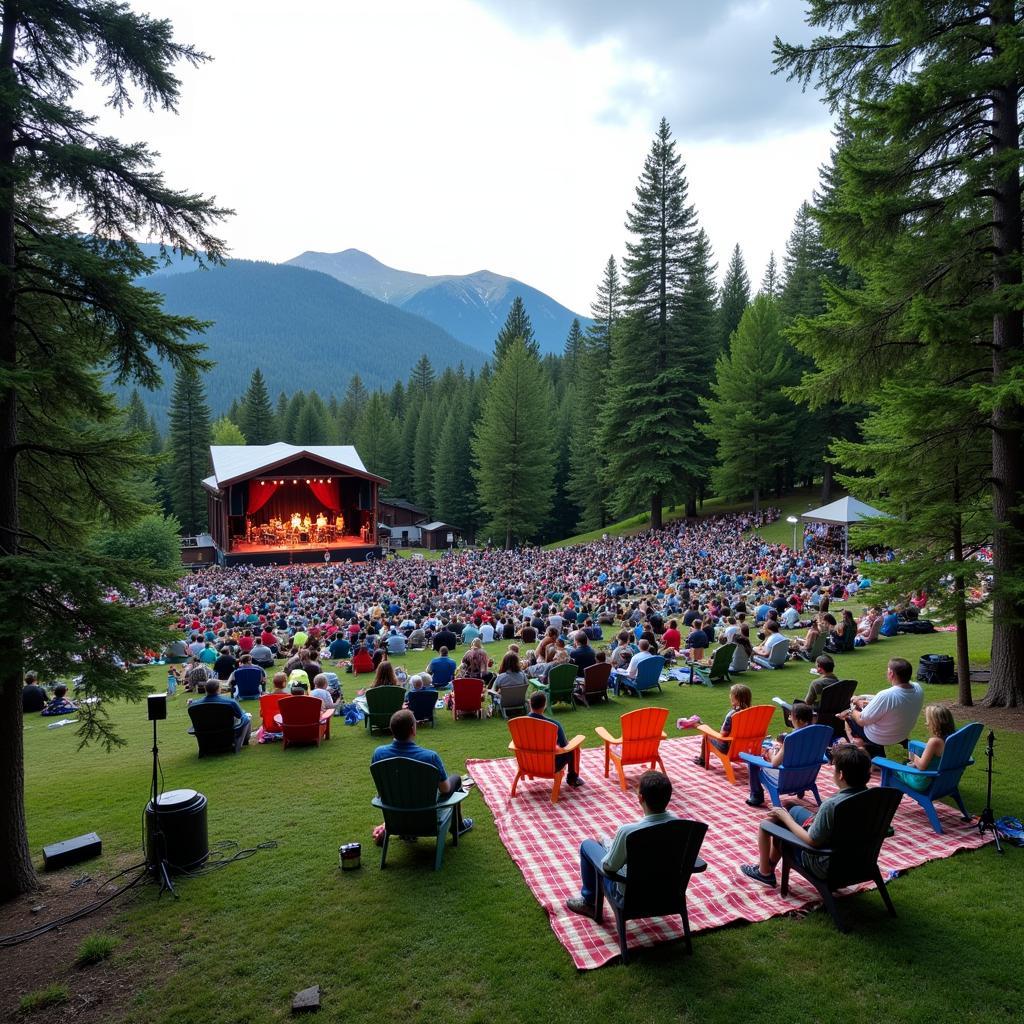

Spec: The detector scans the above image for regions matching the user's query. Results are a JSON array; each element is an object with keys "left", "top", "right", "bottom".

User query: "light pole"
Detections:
[{"left": 786, "top": 515, "right": 799, "bottom": 551}]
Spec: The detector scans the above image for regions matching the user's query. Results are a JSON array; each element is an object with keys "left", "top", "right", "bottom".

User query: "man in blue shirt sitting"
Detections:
[
  {"left": 566, "top": 770, "right": 674, "bottom": 918},
  {"left": 370, "top": 709, "right": 473, "bottom": 835},
  {"left": 427, "top": 647, "right": 457, "bottom": 689},
  {"left": 196, "top": 678, "right": 252, "bottom": 752}
]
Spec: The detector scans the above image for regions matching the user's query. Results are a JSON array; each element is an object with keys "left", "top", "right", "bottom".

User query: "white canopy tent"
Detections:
[{"left": 800, "top": 496, "right": 888, "bottom": 555}]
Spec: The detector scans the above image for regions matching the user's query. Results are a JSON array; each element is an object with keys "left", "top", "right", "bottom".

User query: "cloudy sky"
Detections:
[{"left": 89, "top": 1, "right": 836, "bottom": 314}]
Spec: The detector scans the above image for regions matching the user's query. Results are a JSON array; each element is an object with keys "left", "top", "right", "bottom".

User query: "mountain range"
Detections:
[{"left": 285, "top": 249, "right": 589, "bottom": 356}]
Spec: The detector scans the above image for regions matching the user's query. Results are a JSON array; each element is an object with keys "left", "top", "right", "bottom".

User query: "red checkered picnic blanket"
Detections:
[{"left": 467, "top": 735, "right": 993, "bottom": 969}]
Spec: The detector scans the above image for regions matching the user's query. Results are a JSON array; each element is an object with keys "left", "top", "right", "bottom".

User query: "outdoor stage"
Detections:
[{"left": 222, "top": 538, "right": 382, "bottom": 566}]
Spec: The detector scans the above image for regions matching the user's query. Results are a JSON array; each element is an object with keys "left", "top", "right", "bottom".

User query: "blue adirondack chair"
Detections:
[
  {"left": 617, "top": 656, "right": 665, "bottom": 697},
  {"left": 406, "top": 688, "right": 438, "bottom": 727},
  {"left": 873, "top": 721, "right": 982, "bottom": 834},
  {"left": 739, "top": 724, "right": 833, "bottom": 807}
]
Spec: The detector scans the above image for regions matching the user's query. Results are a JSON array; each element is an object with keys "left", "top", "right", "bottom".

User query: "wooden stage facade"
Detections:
[{"left": 222, "top": 538, "right": 382, "bottom": 567}]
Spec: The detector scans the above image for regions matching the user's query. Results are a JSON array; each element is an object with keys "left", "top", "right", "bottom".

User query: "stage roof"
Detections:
[
  {"left": 800, "top": 496, "right": 887, "bottom": 526},
  {"left": 204, "top": 443, "right": 388, "bottom": 491}
]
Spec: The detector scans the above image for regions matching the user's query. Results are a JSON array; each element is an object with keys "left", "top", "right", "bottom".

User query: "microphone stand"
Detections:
[{"left": 976, "top": 730, "right": 1002, "bottom": 854}]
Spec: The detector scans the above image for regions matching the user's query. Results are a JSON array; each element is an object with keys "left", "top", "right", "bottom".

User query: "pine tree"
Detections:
[
  {"left": 412, "top": 399, "right": 437, "bottom": 510},
  {"left": 779, "top": 201, "right": 832, "bottom": 322},
  {"left": 471, "top": 339, "right": 555, "bottom": 546},
  {"left": 433, "top": 384, "right": 476, "bottom": 530},
  {"left": 283, "top": 391, "right": 306, "bottom": 444},
  {"left": 494, "top": 296, "right": 538, "bottom": 361},
  {"left": 296, "top": 391, "right": 329, "bottom": 445},
  {"left": 601, "top": 116, "right": 701, "bottom": 527},
  {"left": 388, "top": 379, "right": 406, "bottom": 420},
  {"left": 563, "top": 319, "right": 584, "bottom": 378},
  {"left": 211, "top": 416, "right": 246, "bottom": 445},
  {"left": 410, "top": 354, "right": 435, "bottom": 394},
  {"left": 337, "top": 375, "right": 368, "bottom": 440},
  {"left": 355, "top": 392, "right": 401, "bottom": 487},
  {"left": 701, "top": 296, "right": 800, "bottom": 512},
  {"left": 718, "top": 244, "right": 751, "bottom": 348},
  {"left": 776, "top": 1, "right": 1024, "bottom": 705},
  {"left": 761, "top": 251, "right": 780, "bottom": 299},
  {"left": 168, "top": 366, "right": 213, "bottom": 536},
  {"left": 586, "top": 256, "right": 622, "bottom": 370},
  {"left": 239, "top": 368, "right": 276, "bottom": 444},
  {"left": 392, "top": 392, "right": 421, "bottom": 500}
]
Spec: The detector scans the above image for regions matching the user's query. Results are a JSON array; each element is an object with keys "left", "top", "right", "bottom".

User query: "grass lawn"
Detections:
[{"left": 8, "top": 623, "right": 1023, "bottom": 1024}]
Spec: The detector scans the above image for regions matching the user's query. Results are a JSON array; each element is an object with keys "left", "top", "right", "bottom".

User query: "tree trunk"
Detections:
[
  {"left": 752, "top": 485, "right": 760, "bottom": 516},
  {"left": 685, "top": 494, "right": 697, "bottom": 517},
  {"left": 650, "top": 491, "right": 662, "bottom": 530},
  {"left": 986, "top": 12, "right": 1024, "bottom": 708},
  {"left": 0, "top": 1, "right": 36, "bottom": 900},
  {"left": 821, "top": 462, "right": 834, "bottom": 503},
  {"left": 950, "top": 498, "right": 972, "bottom": 707}
]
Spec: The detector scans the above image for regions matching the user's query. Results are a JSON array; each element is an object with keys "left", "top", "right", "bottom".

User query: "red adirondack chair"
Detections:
[
  {"left": 451, "top": 678, "right": 485, "bottom": 720},
  {"left": 595, "top": 706, "right": 669, "bottom": 791},
  {"left": 276, "top": 694, "right": 333, "bottom": 749},
  {"left": 507, "top": 716, "right": 585, "bottom": 803},
  {"left": 259, "top": 692, "right": 286, "bottom": 735}
]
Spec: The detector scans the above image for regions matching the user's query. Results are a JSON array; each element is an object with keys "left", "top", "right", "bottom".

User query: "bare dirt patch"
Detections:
[{"left": 937, "top": 699, "right": 1024, "bottom": 734}]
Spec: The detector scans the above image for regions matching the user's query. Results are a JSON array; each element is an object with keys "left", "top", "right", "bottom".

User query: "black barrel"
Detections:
[{"left": 145, "top": 788, "right": 209, "bottom": 872}]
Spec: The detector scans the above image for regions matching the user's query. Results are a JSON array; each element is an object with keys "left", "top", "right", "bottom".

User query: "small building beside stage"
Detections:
[
  {"left": 202, "top": 443, "right": 389, "bottom": 566},
  {"left": 419, "top": 521, "right": 464, "bottom": 550}
]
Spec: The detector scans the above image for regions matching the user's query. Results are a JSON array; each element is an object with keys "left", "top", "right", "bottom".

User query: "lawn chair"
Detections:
[
  {"left": 576, "top": 662, "right": 612, "bottom": 706},
  {"left": 688, "top": 644, "right": 735, "bottom": 687},
  {"left": 760, "top": 786, "right": 902, "bottom": 931},
  {"left": 773, "top": 678, "right": 857, "bottom": 736},
  {"left": 490, "top": 680, "right": 529, "bottom": 719},
  {"left": 277, "top": 694, "right": 332, "bottom": 749},
  {"left": 364, "top": 685, "right": 406, "bottom": 733},
  {"left": 874, "top": 721, "right": 983, "bottom": 834},
  {"left": 593, "top": 818, "right": 708, "bottom": 963},
  {"left": 792, "top": 631, "right": 826, "bottom": 663},
  {"left": 232, "top": 665, "right": 265, "bottom": 701},
  {"left": 259, "top": 692, "right": 286, "bottom": 736},
  {"left": 451, "top": 677, "right": 485, "bottom": 720},
  {"left": 508, "top": 716, "right": 584, "bottom": 803},
  {"left": 739, "top": 723, "right": 833, "bottom": 807},
  {"left": 695, "top": 704, "right": 776, "bottom": 784},
  {"left": 406, "top": 688, "right": 438, "bottom": 727},
  {"left": 752, "top": 641, "right": 790, "bottom": 670},
  {"left": 617, "top": 655, "right": 665, "bottom": 697},
  {"left": 370, "top": 757, "right": 469, "bottom": 871},
  {"left": 595, "top": 707, "right": 669, "bottom": 792},
  {"left": 187, "top": 702, "right": 238, "bottom": 757},
  {"left": 532, "top": 663, "right": 579, "bottom": 710}
]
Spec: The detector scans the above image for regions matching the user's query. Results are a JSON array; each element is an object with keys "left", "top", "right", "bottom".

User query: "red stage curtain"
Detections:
[
  {"left": 247, "top": 480, "right": 280, "bottom": 515},
  {"left": 309, "top": 478, "right": 341, "bottom": 512}
]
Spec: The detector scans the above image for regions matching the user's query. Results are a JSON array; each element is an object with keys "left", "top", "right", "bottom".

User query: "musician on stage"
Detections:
[
  {"left": 316, "top": 512, "right": 327, "bottom": 529},
  {"left": 335, "top": 513, "right": 345, "bottom": 536},
  {"left": 290, "top": 512, "right": 301, "bottom": 531}
]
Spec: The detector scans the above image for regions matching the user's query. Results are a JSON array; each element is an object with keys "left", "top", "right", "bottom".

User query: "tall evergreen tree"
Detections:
[
  {"left": 295, "top": 391, "right": 329, "bottom": 445},
  {"left": 412, "top": 399, "right": 437, "bottom": 511},
  {"left": 761, "top": 251, "right": 780, "bottom": 299},
  {"left": 776, "top": 1, "right": 1024, "bottom": 706},
  {"left": 601, "top": 116, "right": 701, "bottom": 527},
  {"left": 471, "top": 339, "right": 555, "bottom": 546},
  {"left": 586, "top": 255, "right": 621, "bottom": 369},
  {"left": 433, "top": 384, "right": 476, "bottom": 530},
  {"left": 283, "top": 391, "right": 306, "bottom": 444},
  {"left": 718, "top": 244, "right": 751, "bottom": 348},
  {"left": 337, "top": 375, "right": 368, "bottom": 440},
  {"left": 780, "top": 201, "right": 832, "bottom": 322},
  {"left": 701, "top": 297, "right": 800, "bottom": 512},
  {"left": 494, "top": 295, "right": 537, "bottom": 361},
  {"left": 388, "top": 379, "right": 406, "bottom": 420},
  {"left": 355, "top": 392, "right": 401, "bottom": 488},
  {"left": 168, "top": 365, "right": 213, "bottom": 535},
  {"left": 410, "top": 354, "right": 435, "bottom": 394},
  {"left": 563, "top": 318, "right": 584, "bottom": 378},
  {"left": 239, "top": 368, "right": 276, "bottom": 444}
]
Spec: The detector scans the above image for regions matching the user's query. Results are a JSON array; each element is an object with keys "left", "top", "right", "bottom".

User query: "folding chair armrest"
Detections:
[
  {"left": 739, "top": 753, "right": 772, "bottom": 769},
  {"left": 696, "top": 724, "right": 725, "bottom": 741},
  {"left": 873, "top": 756, "right": 937, "bottom": 777},
  {"left": 760, "top": 820, "right": 827, "bottom": 855},
  {"left": 559, "top": 735, "right": 586, "bottom": 754},
  {"left": 594, "top": 726, "right": 618, "bottom": 744},
  {"left": 772, "top": 697, "right": 793, "bottom": 711},
  {"left": 438, "top": 790, "right": 469, "bottom": 809},
  {"left": 595, "top": 864, "right": 626, "bottom": 884}
]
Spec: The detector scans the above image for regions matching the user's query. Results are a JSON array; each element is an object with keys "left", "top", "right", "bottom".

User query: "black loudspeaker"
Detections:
[
  {"left": 43, "top": 832, "right": 102, "bottom": 871},
  {"left": 917, "top": 654, "right": 955, "bottom": 685},
  {"left": 148, "top": 693, "right": 167, "bottom": 721},
  {"left": 229, "top": 485, "right": 247, "bottom": 517},
  {"left": 358, "top": 481, "right": 372, "bottom": 510}
]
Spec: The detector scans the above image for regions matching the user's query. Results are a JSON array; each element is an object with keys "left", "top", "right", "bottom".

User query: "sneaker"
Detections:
[
  {"left": 565, "top": 896, "right": 596, "bottom": 919},
  {"left": 567, "top": 777, "right": 584, "bottom": 788},
  {"left": 692, "top": 756, "right": 705, "bottom": 767},
  {"left": 745, "top": 798, "right": 765, "bottom": 808},
  {"left": 457, "top": 817, "right": 474, "bottom": 836},
  {"left": 741, "top": 863, "right": 777, "bottom": 887}
]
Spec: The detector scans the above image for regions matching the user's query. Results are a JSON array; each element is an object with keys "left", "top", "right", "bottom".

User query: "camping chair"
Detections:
[
  {"left": 595, "top": 707, "right": 669, "bottom": 792},
  {"left": 688, "top": 644, "right": 735, "bottom": 687},
  {"left": 760, "top": 786, "right": 902, "bottom": 932},
  {"left": 277, "top": 694, "right": 332, "bottom": 749},
  {"left": 532, "top": 663, "right": 579, "bottom": 710},
  {"left": 187, "top": 702, "right": 238, "bottom": 757},
  {"left": 773, "top": 678, "right": 857, "bottom": 736},
  {"left": 451, "top": 677, "right": 485, "bottom": 720},
  {"left": 593, "top": 818, "right": 708, "bottom": 963},
  {"left": 370, "top": 757, "right": 469, "bottom": 871},
  {"left": 364, "top": 685, "right": 406, "bottom": 733},
  {"left": 576, "top": 662, "right": 612, "bottom": 707},
  {"left": 874, "top": 721, "right": 983, "bottom": 834},
  {"left": 739, "top": 723, "right": 833, "bottom": 807},
  {"left": 793, "top": 631, "right": 826, "bottom": 663},
  {"left": 507, "top": 716, "right": 584, "bottom": 803},
  {"left": 259, "top": 692, "right": 287, "bottom": 735},
  {"left": 351, "top": 648, "right": 375, "bottom": 675},
  {"left": 490, "top": 680, "right": 529, "bottom": 719},
  {"left": 752, "top": 641, "right": 790, "bottom": 670},
  {"left": 695, "top": 704, "right": 776, "bottom": 784},
  {"left": 617, "top": 655, "right": 665, "bottom": 697},
  {"left": 232, "top": 665, "right": 264, "bottom": 701},
  {"left": 406, "top": 688, "right": 438, "bottom": 727}
]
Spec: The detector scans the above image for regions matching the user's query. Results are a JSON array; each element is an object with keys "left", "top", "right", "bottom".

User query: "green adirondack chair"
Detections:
[
  {"left": 364, "top": 685, "right": 406, "bottom": 733},
  {"left": 370, "top": 757, "right": 469, "bottom": 870},
  {"left": 532, "top": 662, "right": 579, "bottom": 710},
  {"left": 688, "top": 644, "right": 735, "bottom": 687}
]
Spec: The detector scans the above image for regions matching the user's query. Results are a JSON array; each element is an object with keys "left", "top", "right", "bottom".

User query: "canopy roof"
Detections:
[
  {"left": 203, "top": 443, "right": 387, "bottom": 492},
  {"left": 800, "top": 496, "right": 887, "bottom": 526}
]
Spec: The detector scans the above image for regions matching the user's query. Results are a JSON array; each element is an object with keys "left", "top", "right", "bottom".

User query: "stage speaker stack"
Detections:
[{"left": 145, "top": 789, "right": 210, "bottom": 873}]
